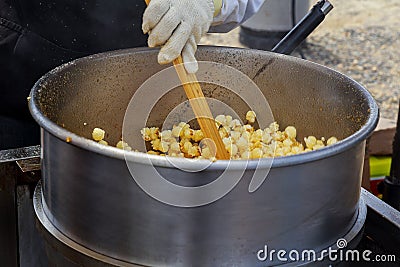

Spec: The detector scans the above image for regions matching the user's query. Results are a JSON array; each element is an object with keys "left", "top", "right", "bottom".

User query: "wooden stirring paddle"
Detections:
[{"left": 144, "top": 0, "right": 230, "bottom": 160}]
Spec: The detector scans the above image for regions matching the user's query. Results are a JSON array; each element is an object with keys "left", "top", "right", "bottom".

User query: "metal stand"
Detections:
[{"left": 0, "top": 146, "right": 47, "bottom": 267}]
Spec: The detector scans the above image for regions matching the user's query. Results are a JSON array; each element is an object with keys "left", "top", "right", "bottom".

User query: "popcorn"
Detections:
[
  {"left": 92, "top": 111, "right": 339, "bottom": 160},
  {"left": 193, "top": 130, "right": 204, "bottom": 142},
  {"left": 116, "top": 140, "right": 132, "bottom": 151},
  {"left": 92, "top": 127, "right": 105, "bottom": 141},
  {"left": 246, "top": 110, "right": 256, "bottom": 123},
  {"left": 98, "top": 140, "right": 108, "bottom": 146},
  {"left": 285, "top": 126, "right": 297, "bottom": 139},
  {"left": 327, "top": 136, "right": 338, "bottom": 146},
  {"left": 141, "top": 127, "right": 159, "bottom": 141},
  {"left": 304, "top": 136, "right": 317, "bottom": 149}
]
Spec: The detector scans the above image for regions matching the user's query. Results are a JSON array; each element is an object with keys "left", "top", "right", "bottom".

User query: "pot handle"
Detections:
[{"left": 271, "top": 0, "right": 333, "bottom": 55}]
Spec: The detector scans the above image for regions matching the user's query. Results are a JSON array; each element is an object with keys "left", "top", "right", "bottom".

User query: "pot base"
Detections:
[{"left": 33, "top": 181, "right": 367, "bottom": 266}]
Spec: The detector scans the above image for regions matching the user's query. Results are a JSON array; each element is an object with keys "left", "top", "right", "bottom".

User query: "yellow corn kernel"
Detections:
[
  {"left": 327, "top": 136, "right": 338, "bottom": 146},
  {"left": 282, "top": 138, "right": 293, "bottom": 147},
  {"left": 250, "top": 129, "right": 263, "bottom": 143},
  {"left": 141, "top": 127, "right": 151, "bottom": 141},
  {"left": 188, "top": 145, "right": 200, "bottom": 157},
  {"left": 272, "top": 132, "right": 284, "bottom": 141},
  {"left": 182, "top": 141, "right": 193, "bottom": 154},
  {"left": 313, "top": 144, "right": 325, "bottom": 150},
  {"left": 282, "top": 146, "right": 291, "bottom": 155},
  {"left": 148, "top": 127, "right": 160, "bottom": 140},
  {"left": 178, "top": 123, "right": 189, "bottom": 138},
  {"left": 263, "top": 127, "right": 272, "bottom": 135},
  {"left": 179, "top": 138, "right": 190, "bottom": 145},
  {"left": 262, "top": 146, "right": 274, "bottom": 157},
  {"left": 241, "top": 151, "right": 251, "bottom": 159},
  {"left": 158, "top": 141, "right": 169, "bottom": 153},
  {"left": 274, "top": 148, "right": 284, "bottom": 157},
  {"left": 98, "top": 140, "right": 108, "bottom": 146},
  {"left": 316, "top": 140, "right": 324, "bottom": 146},
  {"left": 262, "top": 133, "right": 272, "bottom": 144},
  {"left": 193, "top": 130, "right": 204, "bottom": 142},
  {"left": 225, "top": 115, "right": 233, "bottom": 126},
  {"left": 229, "top": 119, "right": 242, "bottom": 131},
  {"left": 230, "top": 131, "right": 241, "bottom": 141},
  {"left": 92, "top": 127, "right": 105, "bottom": 141},
  {"left": 291, "top": 146, "right": 302, "bottom": 154},
  {"left": 147, "top": 150, "right": 160, "bottom": 155},
  {"left": 285, "top": 126, "right": 297, "bottom": 139},
  {"left": 227, "top": 144, "right": 238, "bottom": 157},
  {"left": 151, "top": 138, "right": 161, "bottom": 150},
  {"left": 116, "top": 140, "right": 131, "bottom": 150},
  {"left": 178, "top": 122, "right": 189, "bottom": 128},
  {"left": 171, "top": 125, "right": 183, "bottom": 138},
  {"left": 170, "top": 152, "right": 184, "bottom": 158},
  {"left": 304, "top": 136, "right": 317, "bottom": 149},
  {"left": 169, "top": 142, "right": 181, "bottom": 153},
  {"left": 241, "top": 131, "right": 251, "bottom": 141},
  {"left": 183, "top": 128, "right": 194, "bottom": 139},
  {"left": 269, "top": 122, "right": 279, "bottom": 132},
  {"left": 246, "top": 111, "right": 256, "bottom": 123},
  {"left": 251, "top": 141, "right": 263, "bottom": 150},
  {"left": 250, "top": 148, "right": 263, "bottom": 158},
  {"left": 160, "top": 130, "right": 172, "bottom": 141},
  {"left": 242, "top": 124, "right": 254, "bottom": 133},
  {"left": 215, "top": 115, "right": 227, "bottom": 127},
  {"left": 236, "top": 136, "right": 249, "bottom": 152}
]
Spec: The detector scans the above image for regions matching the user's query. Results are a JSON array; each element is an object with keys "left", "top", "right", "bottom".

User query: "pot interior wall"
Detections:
[{"left": 35, "top": 47, "right": 370, "bottom": 148}]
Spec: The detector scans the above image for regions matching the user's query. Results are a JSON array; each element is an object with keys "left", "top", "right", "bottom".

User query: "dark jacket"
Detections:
[{"left": 0, "top": 0, "right": 147, "bottom": 149}]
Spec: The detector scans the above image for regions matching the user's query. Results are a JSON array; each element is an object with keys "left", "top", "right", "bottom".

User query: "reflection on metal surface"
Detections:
[
  {"left": 320, "top": 0, "right": 333, "bottom": 15},
  {"left": 362, "top": 188, "right": 400, "bottom": 228},
  {"left": 16, "top": 157, "right": 41, "bottom": 172},
  {"left": 0, "top": 145, "right": 40, "bottom": 163},
  {"left": 34, "top": 182, "right": 367, "bottom": 266},
  {"left": 34, "top": 181, "right": 142, "bottom": 267}
]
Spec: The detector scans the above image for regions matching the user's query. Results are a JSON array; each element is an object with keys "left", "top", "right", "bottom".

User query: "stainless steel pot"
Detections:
[{"left": 29, "top": 46, "right": 378, "bottom": 266}]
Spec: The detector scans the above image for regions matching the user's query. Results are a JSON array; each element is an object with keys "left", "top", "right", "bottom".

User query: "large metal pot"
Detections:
[{"left": 29, "top": 46, "right": 378, "bottom": 266}]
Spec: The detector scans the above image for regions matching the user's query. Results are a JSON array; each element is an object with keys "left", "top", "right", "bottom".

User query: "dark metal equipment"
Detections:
[
  {"left": 0, "top": 146, "right": 46, "bottom": 267},
  {"left": 240, "top": 0, "right": 333, "bottom": 52},
  {"left": 1, "top": 152, "right": 400, "bottom": 266},
  {"left": 383, "top": 101, "right": 400, "bottom": 210},
  {"left": 271, "top": 0, "right": 333, "bottom": 54}
]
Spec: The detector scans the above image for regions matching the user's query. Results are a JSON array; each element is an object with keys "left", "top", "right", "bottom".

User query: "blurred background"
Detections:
[{"left": 201, "top": 0, "right": 400, "bottom": 121}]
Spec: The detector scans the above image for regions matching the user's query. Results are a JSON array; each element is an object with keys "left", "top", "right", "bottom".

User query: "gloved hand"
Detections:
[{"left": 142, "top": 0, "right": 220, "bottom": 73}]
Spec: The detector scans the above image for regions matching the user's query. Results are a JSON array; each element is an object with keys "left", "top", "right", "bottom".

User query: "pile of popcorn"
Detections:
[{"left": 92, "top": 111, "right": 338, "bottom": 160}]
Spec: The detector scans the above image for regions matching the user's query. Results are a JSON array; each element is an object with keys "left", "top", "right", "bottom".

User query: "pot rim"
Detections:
[{"left": 29, "top": 46, "right": 379, "bottom": 170}]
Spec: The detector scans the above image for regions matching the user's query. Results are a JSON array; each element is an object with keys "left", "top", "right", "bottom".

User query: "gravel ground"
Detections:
[{"left": 201, "top": 0, "right": 400, "bottom": 120}]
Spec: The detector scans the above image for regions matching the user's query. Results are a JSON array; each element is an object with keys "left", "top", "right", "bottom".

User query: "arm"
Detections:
[
  {"left": 142, "top": 0, "right": 264, "bottom": 73},
  {"left": 211, "top": 0, "right": 265, "bottom": 33}
]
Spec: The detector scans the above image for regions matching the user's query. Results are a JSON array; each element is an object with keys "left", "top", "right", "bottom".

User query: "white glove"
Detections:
[{"left": 142, "top": 0, "right": 216, "bottom": 73}]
